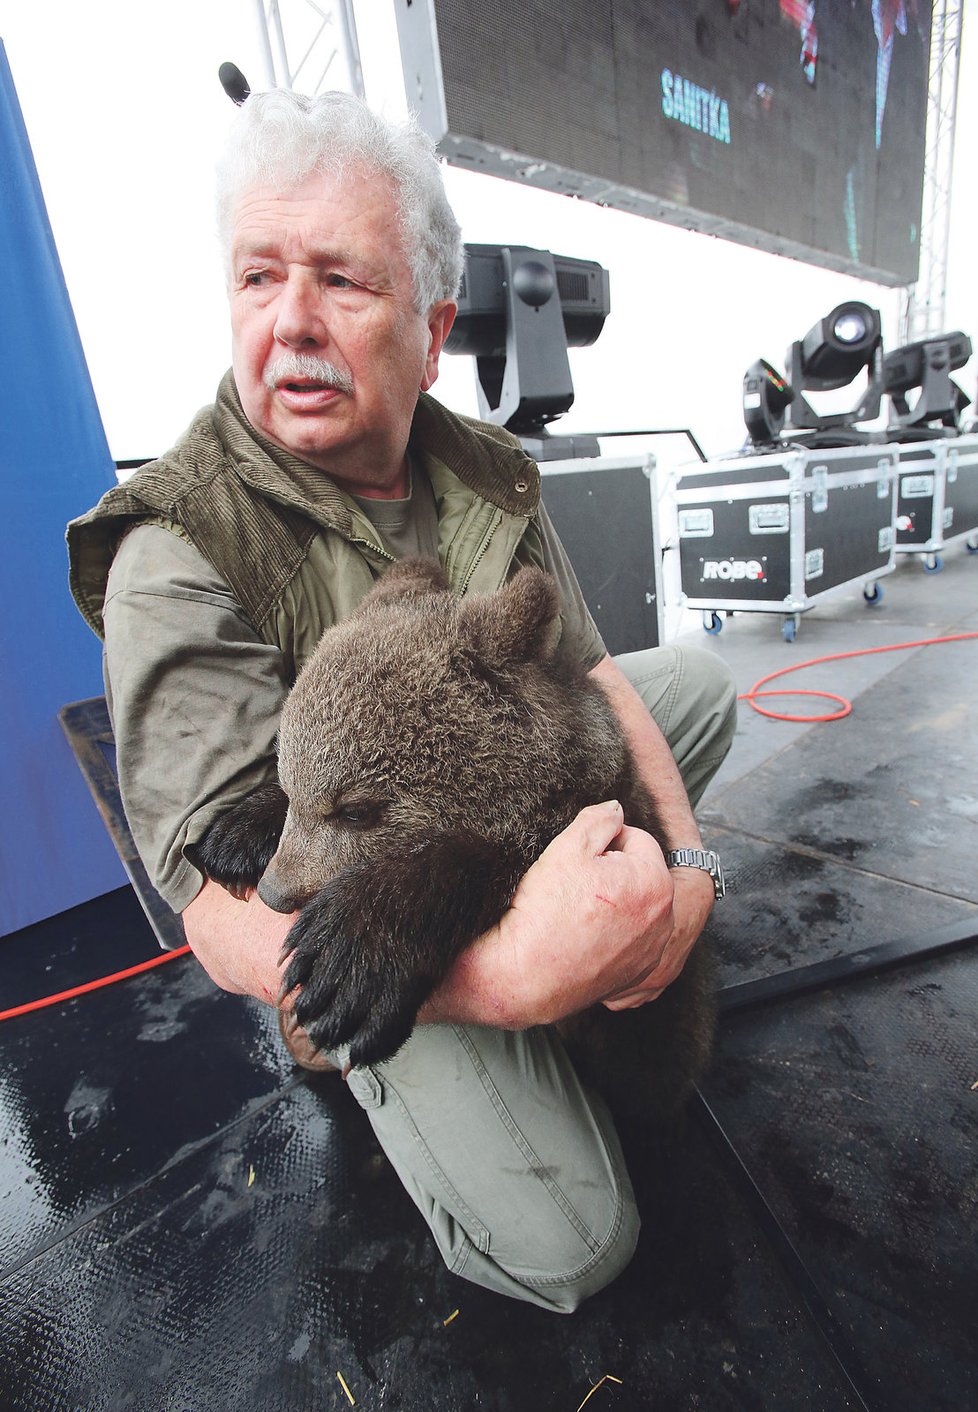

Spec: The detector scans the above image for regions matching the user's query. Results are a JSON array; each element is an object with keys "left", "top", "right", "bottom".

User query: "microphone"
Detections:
[{"left": 219, "top": 62, "right": 251, "bottom": 106}]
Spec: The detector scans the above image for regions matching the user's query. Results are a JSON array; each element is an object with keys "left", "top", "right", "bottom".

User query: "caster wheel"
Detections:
[
  {"left": 703, "top": 612, "right": 722, "bottom": 635},
  {"left": 923, "top": 553, "right": 943, "bottom": 573},
  {"left": 782, "top": 615, "right": 798, "bottom": 643},
  {"left": 863, "top": 582, "right": 884, "bottom": 606}
]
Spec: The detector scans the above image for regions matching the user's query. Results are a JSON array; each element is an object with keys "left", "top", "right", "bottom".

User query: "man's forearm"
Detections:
[{"left": 182, "top": 877, "right": 297, "bottom": 1003}]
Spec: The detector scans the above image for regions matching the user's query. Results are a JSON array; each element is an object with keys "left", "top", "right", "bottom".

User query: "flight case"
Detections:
[
  {"left": 539, "top": 454, "right": 664, "bottom": 655},
  {"left": 673, "top": 444, "right": 898, "bottom": 640},
  {"left": 893, "top": 432, "right": 978, "bottom": 570}
]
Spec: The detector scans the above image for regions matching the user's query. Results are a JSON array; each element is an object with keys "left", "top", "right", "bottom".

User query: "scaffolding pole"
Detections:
[
  {"left": 251, "top": 0, "right": 363, "bottom": 98},
  {"left": 900, "top": 0, "right": 964, "bottom": 343}
]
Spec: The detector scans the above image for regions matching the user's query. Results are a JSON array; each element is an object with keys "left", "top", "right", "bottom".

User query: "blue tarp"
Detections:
[{"left": 0, "top": 39, "right": 126, "bottom": 935}]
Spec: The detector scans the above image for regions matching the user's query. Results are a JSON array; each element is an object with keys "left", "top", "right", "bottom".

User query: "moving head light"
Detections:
[
  {"left": 742, "top": 359, "right": 794, "bottom": 444},
  {"left": 445, "top": 243, "right": 611, "bottom": 460},
  {"left": 798, "top": 303, "right": 882, "bottom": 389},
  {"left": 785, "top": 300, "right": 885, "bottom": 436},
  {"left": 884, "top": 330, "right": 973, "bottom": 433}
]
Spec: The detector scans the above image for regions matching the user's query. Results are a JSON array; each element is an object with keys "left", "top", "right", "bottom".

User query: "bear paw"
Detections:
[
  {"left": 283, "top": 891, "right": 432, "bottom": 1067},
  {"left": 185, "top": 782, "right": 289, "bottom": 899},
  {"left": 278, "top": 835, "right": 521, "bottom": 1067}
]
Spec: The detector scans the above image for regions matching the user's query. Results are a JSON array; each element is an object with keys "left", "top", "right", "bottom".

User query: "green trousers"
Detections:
[{"left": 341, "top": 644, "right": 737, "bottom": 1312}]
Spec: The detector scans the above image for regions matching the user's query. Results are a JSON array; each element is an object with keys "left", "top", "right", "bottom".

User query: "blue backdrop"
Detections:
[{"left": 0, "top": 40, "right": 126, "bottom": 936}]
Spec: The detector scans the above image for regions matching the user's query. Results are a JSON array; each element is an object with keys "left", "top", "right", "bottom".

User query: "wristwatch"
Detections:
[{"left": 664, "top": 847, "right": 726, "bottom": 900}]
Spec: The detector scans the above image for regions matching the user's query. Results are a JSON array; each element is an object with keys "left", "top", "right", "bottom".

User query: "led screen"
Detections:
[{"left": 396, "top": 0, "right": 932, "bottom": 286}]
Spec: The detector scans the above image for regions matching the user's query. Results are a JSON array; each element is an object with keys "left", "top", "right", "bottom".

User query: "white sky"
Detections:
[{"left": 1, "top": 0, "right": 975, "bottom": 464}]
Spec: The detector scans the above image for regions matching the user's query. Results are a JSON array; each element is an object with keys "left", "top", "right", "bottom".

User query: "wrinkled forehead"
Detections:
[{"left": 226, "top": 162, "right": 408, "bottom": 268}]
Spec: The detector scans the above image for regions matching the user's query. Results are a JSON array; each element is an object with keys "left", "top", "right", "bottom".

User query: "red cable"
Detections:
[
  {"left": 739, "top": 632, "right": 978, "bottom": 722},
  {"left": 0, "top": 944, "right": 192, "bottom": 1023}
]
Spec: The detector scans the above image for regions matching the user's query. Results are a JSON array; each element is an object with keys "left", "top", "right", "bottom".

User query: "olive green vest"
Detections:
[{"left": 67, "top": 373, "right": 546, "bottom": 675}]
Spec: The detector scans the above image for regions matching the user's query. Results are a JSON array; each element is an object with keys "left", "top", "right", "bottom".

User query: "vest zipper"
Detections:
[{"left": 347, "top": 535, "right": 397, "bottom": 565}]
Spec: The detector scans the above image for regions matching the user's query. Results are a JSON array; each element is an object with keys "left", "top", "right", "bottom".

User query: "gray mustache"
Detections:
[{"left": 264, "top": 354, "right": 354, "bottom": 396}]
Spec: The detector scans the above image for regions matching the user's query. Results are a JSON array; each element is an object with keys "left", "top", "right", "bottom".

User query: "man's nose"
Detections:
[{"left": 273, "top": 275, "right": 327, "bottom": 348}]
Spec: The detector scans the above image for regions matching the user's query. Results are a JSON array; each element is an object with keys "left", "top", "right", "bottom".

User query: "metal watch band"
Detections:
[{"left": 664, "top": 847, "right": 726, "bottom": 900}]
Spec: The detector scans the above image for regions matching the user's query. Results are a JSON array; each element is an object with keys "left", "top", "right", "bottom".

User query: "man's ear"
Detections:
[
  {"left": 460, "top": 568, "right": 562, "bottom": 669},
  {"left": 420, "top": 301, "right": 457, "bottom": 392}
]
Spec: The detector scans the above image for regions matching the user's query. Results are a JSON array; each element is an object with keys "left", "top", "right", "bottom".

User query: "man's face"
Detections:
[{"left": 228, "top": 166, "right": 455, "bottom": 496}]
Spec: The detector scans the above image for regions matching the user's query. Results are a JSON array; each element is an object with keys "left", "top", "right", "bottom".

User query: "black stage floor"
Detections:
[{"left": 2, "top": 547, "right": 976, "bottom": 1411}]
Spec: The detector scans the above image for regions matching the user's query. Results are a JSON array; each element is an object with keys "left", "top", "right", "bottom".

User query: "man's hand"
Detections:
[
  {"left": 422, "top": 801, "right": 707, "bottom": 1030},
  {"left": 182, "top": 877, "right": 298, "bottom": 1004},
  {"left": 599, "top": 864, "right": 714, "bottom": 1009}
]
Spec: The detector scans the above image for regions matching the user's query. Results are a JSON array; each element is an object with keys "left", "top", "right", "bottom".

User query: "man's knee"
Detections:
[
  {"left": 616, "top": 642, "right": 738, "bottom": 806},
  {"left": 496, "top": 1178, "right": 641, "bottom": 1314},
  {"left": 677, "top": 639, "right": 737, "bottom": 738},
  {"left": 679, "top": 643, "right": 738, "bottom": 726},
  {"left": 435, "top": 1124, "right": 641, "bottom": 1313},
  {"left": 527, "top": 1186, "right": 640, "bottom": 1315}
]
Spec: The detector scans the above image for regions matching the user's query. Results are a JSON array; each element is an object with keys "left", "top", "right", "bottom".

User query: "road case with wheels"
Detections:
[
  {"left": 893, "top": 432, "right": 978, "bottom": 572},
  {"left": 673, "top": 444, "right": 898, "bottom": 641}
]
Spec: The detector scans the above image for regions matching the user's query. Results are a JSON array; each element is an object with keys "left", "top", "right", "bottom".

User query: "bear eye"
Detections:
[{"left": 333, "top": 799, "right": 385, "bottom": 829}]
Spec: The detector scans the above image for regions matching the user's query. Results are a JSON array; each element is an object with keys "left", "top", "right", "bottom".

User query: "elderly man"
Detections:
[{"left": 68, "top": 90, "right": 736, "bottom": 1313}]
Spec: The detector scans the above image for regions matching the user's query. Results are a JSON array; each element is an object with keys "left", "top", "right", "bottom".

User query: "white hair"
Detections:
[{"left": 216, "top": 89, "right": 463, "bottom": 312}]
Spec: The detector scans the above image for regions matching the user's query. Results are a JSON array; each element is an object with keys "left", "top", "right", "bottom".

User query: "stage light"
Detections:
[
  {"left": 797, "top": 301, "right": 882, "bottom": 390},
  {"left": 742, "top": 359, "right": 794, "bottom": 444},
  {"left": 784, "top": 300, "right": 885, "bottom": 436},
  {"left": 884, "top": 330, "right": 973, "bottom": 432},
  {"left": 445, "top": 243, "right": 610, "bottom": 459}
]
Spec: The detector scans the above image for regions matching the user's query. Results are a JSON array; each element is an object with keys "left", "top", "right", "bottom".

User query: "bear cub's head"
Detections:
[{"left": 257, "top": 557, "right": 625, "bottom": 915}]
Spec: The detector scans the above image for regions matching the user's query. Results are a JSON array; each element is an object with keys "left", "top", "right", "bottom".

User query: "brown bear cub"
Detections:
[{"left": 190, "top": 558, "right": 714, "bottom": 1121}]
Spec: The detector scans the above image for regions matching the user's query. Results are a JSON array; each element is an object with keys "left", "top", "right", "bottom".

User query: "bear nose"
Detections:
[{"left": 257, "top": 870, "right": 309, "bottom": 914}]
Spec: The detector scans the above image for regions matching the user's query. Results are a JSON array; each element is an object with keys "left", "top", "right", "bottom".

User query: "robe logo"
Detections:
[{"left": 701, "top": 559, "right": 765, "bottom": 582}]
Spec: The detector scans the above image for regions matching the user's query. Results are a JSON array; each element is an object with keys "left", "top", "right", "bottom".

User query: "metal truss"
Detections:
[
  {"left": 900, "top": 0, "right": 964, "bottom": 342},
  {"left": 251, "top": 0, "right": 364, "bottom": 98}
]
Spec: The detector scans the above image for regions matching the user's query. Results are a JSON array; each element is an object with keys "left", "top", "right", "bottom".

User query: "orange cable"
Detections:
[
  {"left": 739, "top": 632, "right": 978, "bottom": 723},
  {"left": 0, "top": 944, "right": 192, "bottom": 1023}
]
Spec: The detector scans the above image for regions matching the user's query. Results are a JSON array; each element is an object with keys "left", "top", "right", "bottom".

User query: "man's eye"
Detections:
[
  {"left": 242, "top": 270, "right": 267, "bottom": 287},
  {"left": 327, "top": 273, "right": 357, "bottom": 289}
]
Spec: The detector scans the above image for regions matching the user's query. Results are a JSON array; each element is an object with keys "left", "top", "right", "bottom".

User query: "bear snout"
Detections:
[{"left": 257, "top": 869, "right": 311, "bottom": 915}]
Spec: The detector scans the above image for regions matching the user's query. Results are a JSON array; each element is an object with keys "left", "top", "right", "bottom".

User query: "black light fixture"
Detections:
[
  {"left": 742, "top": 358, "right": 794, "bottom": 444},
  {"left": 784, "top": 300, "right": 884, "bottom": 434},
  {"left": 884, "top": 330, "right": 973, "bottom": 432},
  {"left": 445, "top": 243, "right": 610, "bottom": 460}
]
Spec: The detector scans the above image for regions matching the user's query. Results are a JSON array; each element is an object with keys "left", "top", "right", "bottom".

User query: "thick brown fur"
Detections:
[{"left": 191, "top": 558, "right": 715, "bottom": 1119}]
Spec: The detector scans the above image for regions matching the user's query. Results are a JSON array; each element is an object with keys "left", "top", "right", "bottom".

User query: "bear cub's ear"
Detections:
[
  {"left": 460, "top": 567, "right": 561, "bottom": 669},
  {"left": 355, "top": 557, "right": 449, "bottom": 617}
]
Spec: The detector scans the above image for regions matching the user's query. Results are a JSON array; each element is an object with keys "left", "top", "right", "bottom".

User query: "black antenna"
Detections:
[{"left": 219, "top": 62, "right": 251, "bottom": 106}]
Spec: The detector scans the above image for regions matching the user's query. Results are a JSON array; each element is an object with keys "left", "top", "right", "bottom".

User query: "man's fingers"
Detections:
[
  {"left": 610, "top": 821, "right": 666, "bottom": 863},
  {"left": 538, "top": 799, "right": 624, "bottom": 863},
  {"left": 576, "top": 799, "right": 626, "bottom": 856}
]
